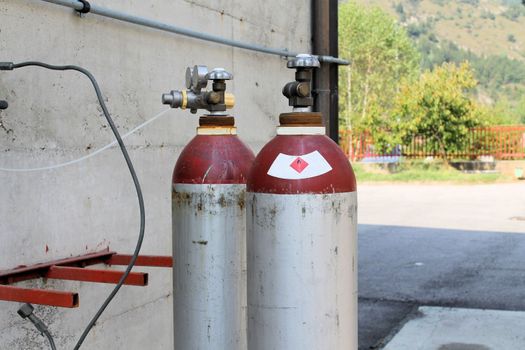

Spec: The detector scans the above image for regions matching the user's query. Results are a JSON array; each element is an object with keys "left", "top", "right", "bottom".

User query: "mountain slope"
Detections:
[
  {"left": 351, "top": 0, "right": 525, "bottom": 119},
  {"left": 357, "top": 0, "right": 525, "bottom": 61}
]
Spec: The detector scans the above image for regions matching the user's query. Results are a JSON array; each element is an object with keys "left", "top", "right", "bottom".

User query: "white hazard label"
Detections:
[{"left": 267, "top": 151, "right": 333, "bottom": 180}]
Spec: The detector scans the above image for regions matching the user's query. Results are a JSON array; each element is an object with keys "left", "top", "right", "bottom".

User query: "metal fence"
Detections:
[{"left": 339, "top": 125, "right": 525, "bottom": 161}]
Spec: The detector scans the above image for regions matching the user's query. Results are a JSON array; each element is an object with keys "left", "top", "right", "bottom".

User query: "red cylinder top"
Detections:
[
  {"left": 247, "top": 134, "right": 356, "bottom": 194},
  {"left": 173, "top": 135, "right": 255, "bottom": 184}
]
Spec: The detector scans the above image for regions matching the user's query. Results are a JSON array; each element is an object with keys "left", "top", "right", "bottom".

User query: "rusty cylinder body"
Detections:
[
  {"left": 172, "top": 123, "right": 254, "bottom": 349},
  {"left": 246, "top": 115, "right": 358, "bottom": 349}
]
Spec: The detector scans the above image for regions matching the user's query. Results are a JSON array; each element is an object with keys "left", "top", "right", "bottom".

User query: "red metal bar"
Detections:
[
  {"left": 498, "top": 128, "right": 502, "bottom": 159},
  {"left": 0, "top": 250, "right": 116, "bottom": 284},
  {"left": 0, "top": 250, "right": 115, "bottom": 284},
  {"left": 45, "top": 266, "right": 149, "bottom": 286},
  {"left": 107, "top": 255, "right": 173, "bottom": 268},
  {"left": 486, "top": 128, "right": 490, "bottom": 156},
  {"left": 0, "top": 285, "right": 79, "bottom": 308}
]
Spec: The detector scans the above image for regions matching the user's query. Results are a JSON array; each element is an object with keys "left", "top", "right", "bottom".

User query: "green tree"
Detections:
[
  {"left": 480, "top": 95, "right": 525, "bottom": 125},
  {"left": 477, "top": 96, "right": 522, "bottom": 125},
  {"left": 338, "top": 2, "right": 420, "bottom": 133},
  {"left": 393, "top": 62, "right": 482, "bottom": 160},
  {"left": 516, "top": 96, "right": 525, "bottom": 124}
]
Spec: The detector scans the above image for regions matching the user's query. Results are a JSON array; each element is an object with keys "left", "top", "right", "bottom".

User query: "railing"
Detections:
[{"left": 339, "top": 125, "right": 525, "bottom": 161}]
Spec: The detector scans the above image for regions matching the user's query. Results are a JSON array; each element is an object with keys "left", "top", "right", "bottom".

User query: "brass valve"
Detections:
[
  {"left": 162, "top": 66, "right": 234, "bottom": 116},
  {"left": 225, "top": 93, "right": 235, "bottom": 110}
]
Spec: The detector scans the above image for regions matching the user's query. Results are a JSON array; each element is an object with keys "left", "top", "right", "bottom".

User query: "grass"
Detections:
[{"left": 352, "top": 160, "right": 512, "bottom": 183}]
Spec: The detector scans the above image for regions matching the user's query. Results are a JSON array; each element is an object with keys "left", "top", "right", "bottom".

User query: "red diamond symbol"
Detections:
[{"left": 290, "top": 157, "right": 309, "bottom": 173}]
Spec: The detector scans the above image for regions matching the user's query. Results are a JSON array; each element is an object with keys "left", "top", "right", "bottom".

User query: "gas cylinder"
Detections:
[
  {"left": 162, "top": 66, "right": 254, "bottom": 349},
  {"left": 246, "top": 54, "right": 358, "bottom": 349}
]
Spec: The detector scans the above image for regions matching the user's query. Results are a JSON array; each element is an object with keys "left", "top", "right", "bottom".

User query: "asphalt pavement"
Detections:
[{"left": 357, "top": 183, "right": 525, "bottom": 349}]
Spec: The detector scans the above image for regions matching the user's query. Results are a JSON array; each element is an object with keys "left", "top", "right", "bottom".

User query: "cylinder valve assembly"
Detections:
[
  {"left": 246, "top": 54, "right": 358, "bottom": 349},
  {"left": 162, "top": 66, "right": 254, "bottom": 349}
]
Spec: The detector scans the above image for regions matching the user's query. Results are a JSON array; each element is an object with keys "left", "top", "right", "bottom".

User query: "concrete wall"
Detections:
[
  {"left": 0, "top": 0, "right": 311, "bottom": 348},
  {"left": 495, "top": 160, "right": 525, "bottom": 178}
]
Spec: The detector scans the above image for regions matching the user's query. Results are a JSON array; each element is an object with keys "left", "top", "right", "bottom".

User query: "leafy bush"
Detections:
[
  {"left": 480, "top": 11, "right": 496, "bottom": 20},
  {"left": 502, "top": 4, "right": 525, "bottom": 21},
  {"left": 431, "top": 0, "right": 446, "bottom": 6},
  {"left": 458, "top": 0, "right": 479, "bottom": 5},
  {"left": 393, "top": 63, "right": 482, "bottom": 160}
]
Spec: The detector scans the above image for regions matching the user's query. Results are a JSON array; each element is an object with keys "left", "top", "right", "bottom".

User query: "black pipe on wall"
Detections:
[{"left": 312, "top": 0, "right": 340, "bottom": 143}]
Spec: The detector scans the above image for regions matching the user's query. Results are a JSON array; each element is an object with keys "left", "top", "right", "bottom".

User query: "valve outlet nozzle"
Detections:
[
  {"left": 283, "top": 54, "right": 320, "bottom": 111},
  {"left": 162, "top": 66, "right": 234, "bottom": 116}
]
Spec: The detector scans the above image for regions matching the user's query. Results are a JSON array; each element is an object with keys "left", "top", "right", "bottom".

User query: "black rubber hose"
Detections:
[
  {"left": 17, "top": 303, "right": 58, "bottom": 350},
  {"left": 44, "top": 330, "right": 57, "bottom": 350},
  {"left": 8, "top": 61, "right": 146, "bottom": 350}
]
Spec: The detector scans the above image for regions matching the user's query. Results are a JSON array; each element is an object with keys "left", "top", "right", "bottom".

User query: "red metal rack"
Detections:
[{"left": 0, "top": 249, "right": 172, "bottom": 308}]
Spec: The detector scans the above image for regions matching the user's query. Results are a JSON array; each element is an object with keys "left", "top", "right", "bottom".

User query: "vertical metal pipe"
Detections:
[
  {"left": 329, "top": 0, "right": 340, "bottom": 144},
  {"left": 312, "top": 0, "right": 340, "bottom": 143}
]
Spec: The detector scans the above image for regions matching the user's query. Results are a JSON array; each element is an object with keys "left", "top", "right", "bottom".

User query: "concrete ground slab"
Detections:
[
  {"left": 358, "top": 183, "right": 525, "bottom": 234},
  {"left": 383, "top": 306, "right": 525, "bottom": 350}
]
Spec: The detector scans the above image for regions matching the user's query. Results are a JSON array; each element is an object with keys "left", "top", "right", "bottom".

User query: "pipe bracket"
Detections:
[{"left": 76, "top": 0, "right": 91, "bottom": 14}]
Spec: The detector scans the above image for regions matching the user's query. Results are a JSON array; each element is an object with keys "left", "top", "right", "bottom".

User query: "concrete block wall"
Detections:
[
  {"left": 0, "top": 0, "right": 310, "bottom": 348},
  {"left": 495, "top": 160, "right": 525, "bottom": 178}
]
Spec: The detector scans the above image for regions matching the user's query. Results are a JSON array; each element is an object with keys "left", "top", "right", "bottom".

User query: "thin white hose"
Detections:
[{"left": 0, "top": 108, "right": 171, "bottom": 172}]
